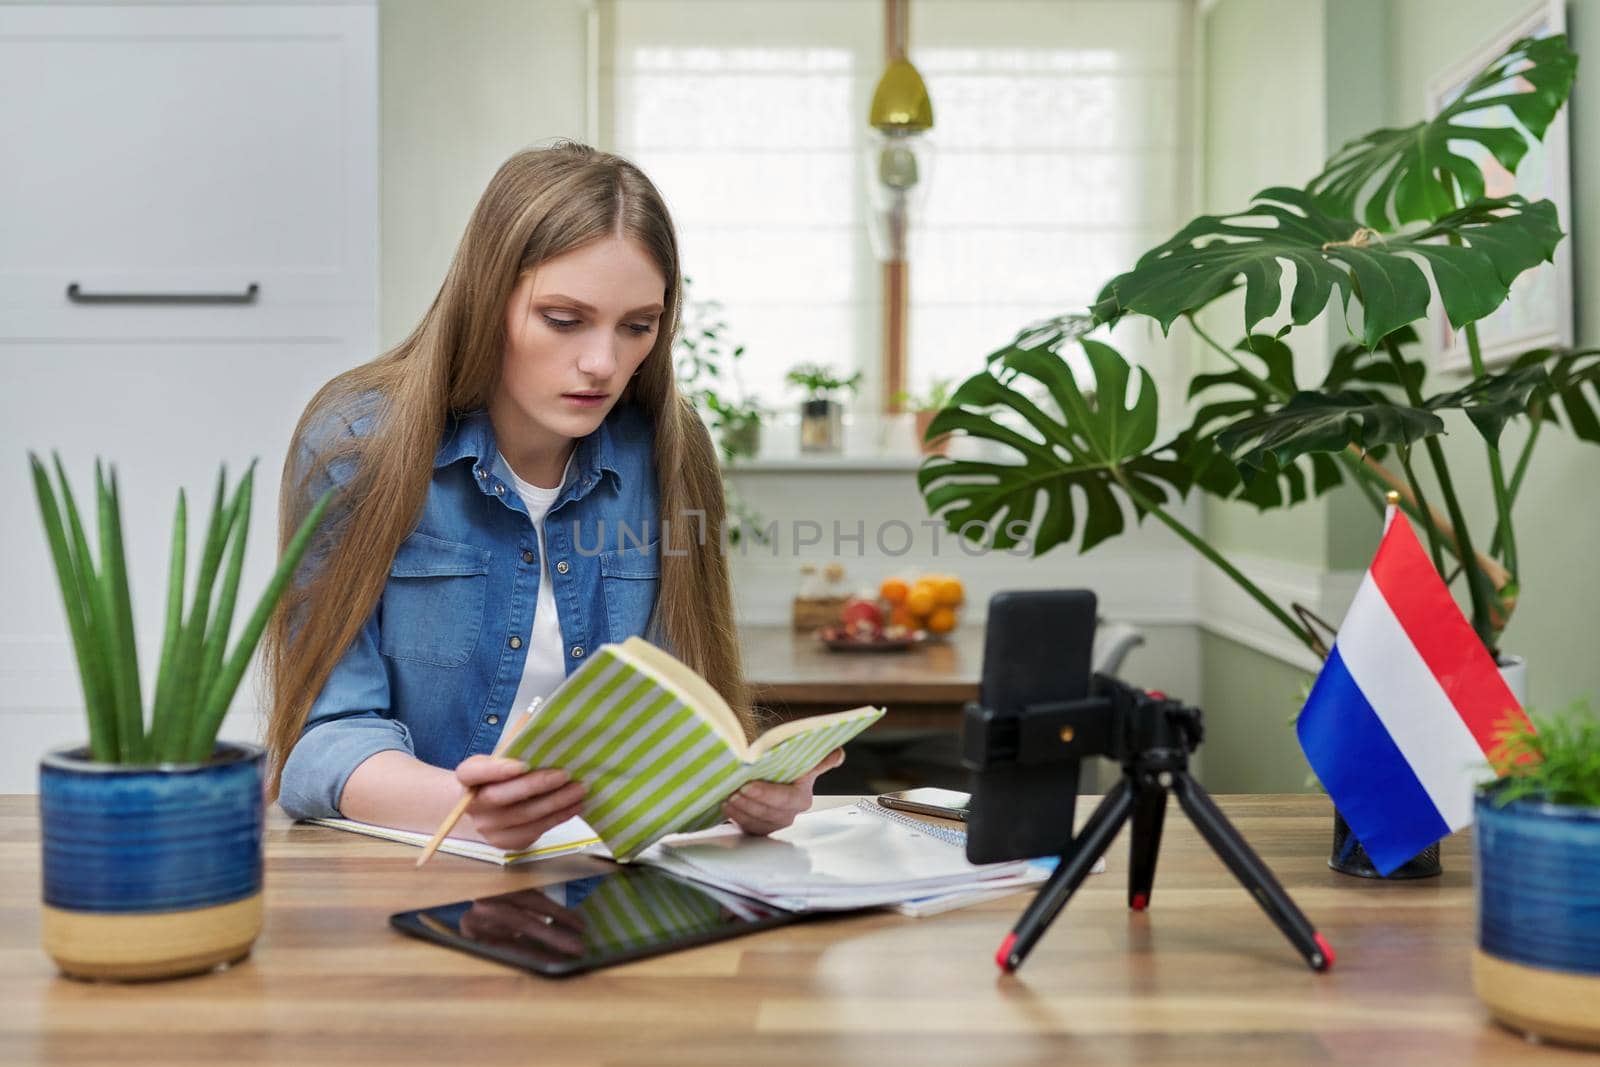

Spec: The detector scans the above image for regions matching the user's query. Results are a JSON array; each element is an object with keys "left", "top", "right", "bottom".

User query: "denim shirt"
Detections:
[{"left": 277, "top": 402, "right": 662, "bottom": 819}]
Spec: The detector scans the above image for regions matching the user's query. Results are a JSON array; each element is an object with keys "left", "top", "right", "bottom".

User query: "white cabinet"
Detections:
[{"left": 0, "top": 4, "right": 379, "bottom": 790}]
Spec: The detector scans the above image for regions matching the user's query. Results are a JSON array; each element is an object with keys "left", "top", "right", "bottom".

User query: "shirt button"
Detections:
[
  {"left": 555, "top": 560, "right": 569, "bottom": 574},
  {"left": 571, "top": 645, "right": 585, "bottom": 659},
  {"left": 521, "top": 549, "right": 535, "bottom": 564},
  {"left": 509, "top": 636, "right": 523, "bottom": 649},
  {"left": 473, "top": 466, "right": 486, "bottom": 480},
  {"left": 494, "top": 483, "right": 506, "bottom": 497},
  {"left": 486, "top": 714, "right": 499, "bottom": 725}
]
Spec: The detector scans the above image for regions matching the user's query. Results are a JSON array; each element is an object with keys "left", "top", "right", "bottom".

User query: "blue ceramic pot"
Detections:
[
  {"left": 1473, "top": 792, "right": 1600, "bottom": 1047},
  {"left": 38, "top": 742, "right": 265, "bottom": 981}
]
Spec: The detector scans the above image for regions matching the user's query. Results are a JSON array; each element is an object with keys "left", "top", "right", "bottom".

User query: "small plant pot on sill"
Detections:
[
  {"left": 1473, "top": 793, "right": 1600, "bottom": 1048},
  {"left": 799, "top": 399, "right": 843, "bottom": 454},
  {"left": 39, "top": 742, "right": 266, "bottom": 981},
  {"left": 912, "top": 409, "right": 951, "bottom": 456},
  {"left": 720, "top": 420, "right": 761, "bottom": 459}
]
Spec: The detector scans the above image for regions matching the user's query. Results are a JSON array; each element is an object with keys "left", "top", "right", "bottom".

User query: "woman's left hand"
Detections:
[{"left": 722, "top": 748, "right": 846, "bottom": 836}]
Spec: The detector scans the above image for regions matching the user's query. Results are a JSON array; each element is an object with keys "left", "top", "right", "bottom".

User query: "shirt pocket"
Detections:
[
  {"left": 379, "top": 533, "right": 491, "bottom": 667},
  {"left": 598, "top": 540, "right": 660, "bottom": 644}
]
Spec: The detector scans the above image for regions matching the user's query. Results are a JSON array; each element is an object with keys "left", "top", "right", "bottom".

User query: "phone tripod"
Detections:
[{"left": 993, "top": 681, "right": 1336, "bottom": 974}]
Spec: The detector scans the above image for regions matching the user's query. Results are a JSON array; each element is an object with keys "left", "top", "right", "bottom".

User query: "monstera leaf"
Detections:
[
  {"left": 1308, "top": 34, "right": 1578, "bottom": 228},
  {"left": 1215, "top": 392, "right": 1444, "bottom": 475},
  {"left": 1092, "top": 188, "right": 1561, "bottom": 348},
  {"left": 1424, "top": 365, "right": 1550, "bottom": 449},
  {"left": 1176, "top": 334, "right": 1340, "bottom": 509},
  {"left": 916, "top": 338, "right": 1190, "bottom": 555},
  {"left": 1515, "top": 347, "right": 1600, "bottom": 442},
  {"left": 1322, "top": 325, "right": 1427, "bottom": 397}
]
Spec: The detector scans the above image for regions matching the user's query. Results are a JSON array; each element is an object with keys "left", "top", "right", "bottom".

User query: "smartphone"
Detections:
[
  {"left": 879, "top": 787, "right": 970, "bottom": 821},
  {"left": 964, "top": 589, "right": 1098, "bottom": 864}
]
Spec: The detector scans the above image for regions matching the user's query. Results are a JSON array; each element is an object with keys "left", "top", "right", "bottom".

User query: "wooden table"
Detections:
[
  {"left": 741, "top": 623, "right": 983, "bottom": 728},
  {"left": 0, "top": 795, "right": 1570, "bottom": 1066}
]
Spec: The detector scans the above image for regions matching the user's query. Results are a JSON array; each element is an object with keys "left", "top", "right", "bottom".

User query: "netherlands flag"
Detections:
[{"left": 1297, "top": 509, "right": 1528, "bottom": 875}]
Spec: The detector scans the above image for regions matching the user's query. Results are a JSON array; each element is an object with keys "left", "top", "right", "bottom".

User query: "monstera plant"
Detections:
[{"left": 918, "top": 34, "right": 1596, "bottom": 659}]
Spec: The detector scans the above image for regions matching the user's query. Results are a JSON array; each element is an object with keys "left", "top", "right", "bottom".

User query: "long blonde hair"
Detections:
[{"left": 262, "top": 142, "right": 749, "bottom": 799}]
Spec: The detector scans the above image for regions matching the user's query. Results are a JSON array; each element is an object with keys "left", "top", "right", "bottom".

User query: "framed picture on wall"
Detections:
[{"left": 1427, "top": 0, "right": 1573, "bottom": 372}]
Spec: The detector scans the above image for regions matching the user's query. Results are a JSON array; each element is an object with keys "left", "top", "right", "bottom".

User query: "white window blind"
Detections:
[
  {"left": 606, "top": 0, "right": 876, "bottom": 410},
  {"left": 906, "top": 0, "right": 1194, "bottom": 395},
  {"left": 605, "top": 0, "right": 1194, "bottom": 410}
]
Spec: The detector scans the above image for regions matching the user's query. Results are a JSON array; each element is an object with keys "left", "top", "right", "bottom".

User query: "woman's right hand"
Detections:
[{"left": 454, "top": 756, "right": 586, "bottom": 850}]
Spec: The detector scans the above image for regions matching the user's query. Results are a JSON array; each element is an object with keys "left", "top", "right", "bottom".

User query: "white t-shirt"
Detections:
[{"left": 501, "top": 451, "right": 574, "bottom": 734}]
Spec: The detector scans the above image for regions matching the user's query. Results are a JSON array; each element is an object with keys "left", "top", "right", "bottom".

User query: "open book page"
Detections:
[
  {"left": 747, "top": 705, "right": 883, "bottom": 761},
  {"left": 613, "top": 636, "right": 746, "bottom": 752},
  {"left": 499, "top": 639, "right": 884, "bottom": 860}
]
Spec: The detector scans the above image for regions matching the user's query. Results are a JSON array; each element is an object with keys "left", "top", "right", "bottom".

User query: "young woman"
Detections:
[{"left": 265, "top": 143, "right": 842, "bottom": 849}]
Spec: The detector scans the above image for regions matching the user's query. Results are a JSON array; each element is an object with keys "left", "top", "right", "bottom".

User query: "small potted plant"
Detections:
[
  {"left": 892, "top": 378, "right": 956, "bottom": 455},
  {"left": 1473, "top": 704, "right": 1600, "bottom": 1047},
  {"left": 30, "top": 454, "right": 331, "bottom": 980},
  {"left": 785, "top": 362, "right": 862, "bottom": 454},
  {"left": 674, "top": 279, "right": 769, "bottom": 462}
]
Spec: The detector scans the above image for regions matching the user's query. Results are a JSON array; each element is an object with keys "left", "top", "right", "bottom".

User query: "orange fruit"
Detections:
[
  {"left": 905, "top": 586, "right": 937, "bottom": 618},
  {"left": 935, "top": 576, "right": 964, "bottom": 607},
  {"left": 889, "top": 605, "right": 918, "bottom": 628},
  {"left": 879, "top": 577, "right": 909, "bottom": 605},
  {"left": 927, "top": 607, "right": 958, "bottom": 634}
]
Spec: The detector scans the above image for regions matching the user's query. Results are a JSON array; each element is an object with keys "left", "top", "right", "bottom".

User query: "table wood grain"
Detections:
[{"left": 0, "top": 794, "right": 1572, "bottom": 1066}]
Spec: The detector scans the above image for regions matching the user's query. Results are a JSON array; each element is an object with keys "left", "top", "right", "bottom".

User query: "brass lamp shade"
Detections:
[{"left": 869, "top": 57, "right": 933, "bottom": 131}]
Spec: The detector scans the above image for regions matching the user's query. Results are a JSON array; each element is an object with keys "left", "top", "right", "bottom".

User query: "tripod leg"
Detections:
[
  {"left": 1169, "top": 772, "right": 1334, "bottom": 973},
  {"left": 998, "top": 778, "right": 1135, "bottom": 974},
  {"left": 1127, "top": 781, "right": 1167, "bottom": 911}
]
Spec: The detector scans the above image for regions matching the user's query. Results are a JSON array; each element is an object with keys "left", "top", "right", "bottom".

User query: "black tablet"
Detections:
[{"left": 390, "top": 865, "right": 808, "bottom": 977}]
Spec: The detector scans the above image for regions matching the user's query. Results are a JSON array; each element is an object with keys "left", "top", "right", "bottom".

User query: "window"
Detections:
[
  {"left": 907, "top": 0, "right": 1195, "bottom": 396},
  {"left": 605, "top": 0, "right": 875, "bottom": 411},
  {"left": 604, "top": 0, "right": 1194, "bottom": 413}
]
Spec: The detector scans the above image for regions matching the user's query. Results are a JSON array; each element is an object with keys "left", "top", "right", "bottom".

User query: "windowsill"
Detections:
[{"left": 725, "top": 453, "right": 929, "bottom": 473}]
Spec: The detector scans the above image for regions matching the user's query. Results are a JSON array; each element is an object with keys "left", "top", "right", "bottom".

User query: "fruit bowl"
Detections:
[
  {"left": 815, "top": 624, "right": 927, "bottom": 653},
  {"left": 879, "top": 573, "right": 965, "bottom": 637}
]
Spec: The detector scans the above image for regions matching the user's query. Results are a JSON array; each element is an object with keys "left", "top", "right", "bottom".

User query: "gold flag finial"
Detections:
[{"left": 1385, "top": 491, "right": 1401, "bottom": 507}]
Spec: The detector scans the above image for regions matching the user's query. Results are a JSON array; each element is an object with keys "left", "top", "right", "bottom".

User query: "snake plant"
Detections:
[{"left": 29, "top": 454, "right": 333, "bottom": 764}]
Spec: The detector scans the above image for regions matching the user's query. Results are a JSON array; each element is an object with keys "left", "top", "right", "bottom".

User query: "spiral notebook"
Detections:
[{"left": 642, "top": 799, "right": 1088, "bottom": 915}]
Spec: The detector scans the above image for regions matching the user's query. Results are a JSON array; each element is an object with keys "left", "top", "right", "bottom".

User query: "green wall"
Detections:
[
  {"left": 1198, "top": 0, "right": 1330, "bottom": 569},
  {"left": 1379, "top": 0, "right": 1600, "bottom": 714},
  {"left": 1199, "top": 633, "right": 1316, "bottom": 794}
]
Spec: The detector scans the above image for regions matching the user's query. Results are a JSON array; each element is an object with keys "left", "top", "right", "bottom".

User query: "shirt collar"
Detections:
[{"left": 434, "top": 408, "right": 624, "bottom": 502}]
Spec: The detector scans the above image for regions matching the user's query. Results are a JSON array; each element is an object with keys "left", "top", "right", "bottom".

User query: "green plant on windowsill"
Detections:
[
  {"left": 29, "top": 454, "right": 333, "bottom": 764},
  {"left": 892, "top": 378, "right": 958, "bottom": 454},
  {"left": 891, "top": 377, "right": 956, "bottom": 414},
  {"left": 673, "top": 278, "right": 770, "bottom": 544},
  {"left": 916, "top": 33, "right": 1593, "bottom": 665},
  {"left": 786, "top": 363, "right": 861, "bottom": 455},
  {"left": 674, "top": 278, "right": 770, "bottom": 463},
  {"left": 785, "top": 362, "right": 863, "bottom": 402}
]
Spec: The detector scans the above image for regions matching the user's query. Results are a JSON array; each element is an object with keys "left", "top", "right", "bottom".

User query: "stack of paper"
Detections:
[{"left": 640, "top": 800, "right": 1075, "bottom": 916}]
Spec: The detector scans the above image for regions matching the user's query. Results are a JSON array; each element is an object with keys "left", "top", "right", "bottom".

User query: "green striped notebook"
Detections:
[{"left": 500, "top": 637, "right": 884, "bottom": 861}]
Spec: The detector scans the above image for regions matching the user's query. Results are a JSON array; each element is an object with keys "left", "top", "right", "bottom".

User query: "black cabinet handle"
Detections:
[{"left": 66, "top": 282, "right": 260, "bottom": 305}]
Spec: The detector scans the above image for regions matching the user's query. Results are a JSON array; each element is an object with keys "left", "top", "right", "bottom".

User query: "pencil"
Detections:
[{"left": 415, "top": 698, "right": 541, "bottom": 868}]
